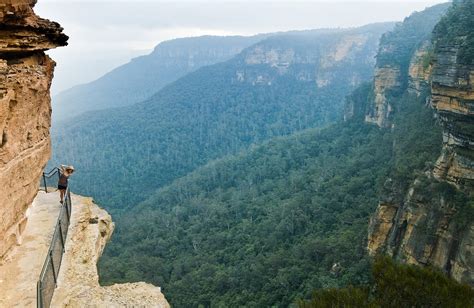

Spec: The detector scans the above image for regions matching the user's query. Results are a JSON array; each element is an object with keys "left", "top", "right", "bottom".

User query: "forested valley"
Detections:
[{"left": 48, "top": 1, "right": 474, "bottom": 306}]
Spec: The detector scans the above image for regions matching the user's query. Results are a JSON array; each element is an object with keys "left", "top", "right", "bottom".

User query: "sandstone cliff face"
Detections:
[
  {"left": 51, "top": 194, "right": 169, "bottom": 307},
  {"left": 364, "top": 66, "right": 400, "bottom": 127},
  {"left": 0, "top": 0, "right": 67, "bottom": 259},
  {"left": 367, "top": 2, "right": 474, "bottom": 286},
  {"left": 368, "top": 176, "right": 473, "bottom": 286},
  {"left": 364, "top": 4, "right": 449, "bottom": 127}
]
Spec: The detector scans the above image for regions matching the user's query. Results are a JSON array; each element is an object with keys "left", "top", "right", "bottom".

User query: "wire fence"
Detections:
[{"left": 37, "top": 168, "right": 72, "bottom": 308}]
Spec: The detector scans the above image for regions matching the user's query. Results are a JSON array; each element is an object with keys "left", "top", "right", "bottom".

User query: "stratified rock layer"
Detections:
[
  {"left": 0, "top": 0, "right": 67, "bottom": 259},
  {"left": 431, "top": 43, "right": 474, "bottom": 186},
  {"left": 364, "top": 66, "right": 400, "bottom": 127},
  {"left": 367, "top": 2, "right": 474, "bottom": 286},
  {"left": 368, "top": 177, "right": 474, "bottom": 286},
  {"left": 408, "top": 41, "right": 433, "bottom": 96}
]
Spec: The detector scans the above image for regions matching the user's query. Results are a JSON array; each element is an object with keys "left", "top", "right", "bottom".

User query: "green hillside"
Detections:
[
  {"left": 95, "top": 6, "right": 452, "bottom": 306},
  {"left": 51, "top": 24, "right": 392, "bottom": 211},
  {"left": 99, "top": 87, "right": 442, "bottom": 307}
]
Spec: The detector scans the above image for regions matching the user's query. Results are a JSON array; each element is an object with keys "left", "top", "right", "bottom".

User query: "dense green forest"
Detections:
[
  {"left": 51, "top": 23, "right": 391, "bottom": 212},
  {"left": 99, "top": 87, "right": 442, "bottom": 306},
  {"left": 299, "top": 256, "right": 474, "bottom": 307}
]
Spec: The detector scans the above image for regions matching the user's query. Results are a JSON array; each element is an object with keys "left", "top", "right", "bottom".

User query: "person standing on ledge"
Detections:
[{"left": 58, "top": 165, "right": 74, "bottom": 204}]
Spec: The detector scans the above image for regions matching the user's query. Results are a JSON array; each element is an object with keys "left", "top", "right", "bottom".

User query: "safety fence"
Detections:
[{"left": 37, "top": 168, "right": 72, "bottom": 308}]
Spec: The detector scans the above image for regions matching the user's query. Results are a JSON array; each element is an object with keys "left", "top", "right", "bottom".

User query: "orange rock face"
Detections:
[{"left": 0, "top": 0, "right": 67, "bottom": 259}]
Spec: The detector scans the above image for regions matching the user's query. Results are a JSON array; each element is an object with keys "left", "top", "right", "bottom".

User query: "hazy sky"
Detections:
[{"left": 35, "top": 0, "right": 449, "bottom": 95}]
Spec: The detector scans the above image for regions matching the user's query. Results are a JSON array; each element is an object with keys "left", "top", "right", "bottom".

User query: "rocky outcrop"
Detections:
[
  {"left": 364, "top": 3, "right": 449, "bottom": 127},
  {"left": 368, "top": 176, "right": 473, "bottom": 286},
  {"left": 365, "top": 40, "right": 433, "bottom": 127},
  {"left": 408, "top": 41, "right": 433, "bottom": 96},
  {"left": 364, "top": 66, "right": 401, "bottom": 127},
  {"left": 0, "top": 0, "right": 67, "bottom": 259},
  {"left": 51, "top": 194, "right": 169, "bottom": 307}
]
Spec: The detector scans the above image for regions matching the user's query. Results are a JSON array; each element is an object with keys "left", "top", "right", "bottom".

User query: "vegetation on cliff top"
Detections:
[
  {"left": 299, "top": 256, "right": 474, "bottom": 307},
  {"left": 433, "top": 0, "right": 474, "bottom": 65},
  {"left": 376, "top": 3, "right": 448, "bottom": 69}
]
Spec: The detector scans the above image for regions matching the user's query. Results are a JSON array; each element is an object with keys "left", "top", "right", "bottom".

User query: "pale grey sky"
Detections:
[{"left": 35, "top": 0, "right": 449, "bottom": 94}]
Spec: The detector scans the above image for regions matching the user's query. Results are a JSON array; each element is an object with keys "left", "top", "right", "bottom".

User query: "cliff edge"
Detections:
[
  {"left": 367, "top": 0, "right": 473, "bottom": 286},
  {"left": 0, "top": 191, "right": 169, "bottom": 307},
  {"left": 51, "top": 193, "right": 169, "bottom": 307},
  {"left": 0, "top": 0, "right": 67, "bottom": 259}
]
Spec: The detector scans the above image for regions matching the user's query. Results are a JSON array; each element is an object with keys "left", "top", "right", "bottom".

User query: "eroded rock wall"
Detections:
[
  {"left": 431, "top": 43, "right": 474, "bottom": 186},
  {"left": 367, "top": 1, "right": 474, "bottom": 286},
  {"left": 368, "top": 176, "right": 473, "bottom": 286},
  {"left": 0, "top": 0, "right": 67, "bottom": 259}
]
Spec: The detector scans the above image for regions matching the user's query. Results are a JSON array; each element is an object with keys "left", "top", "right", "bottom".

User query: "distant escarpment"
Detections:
[
  {"left": 368, "top": 0, "right": 473, "bottom": 286},
  {"left": 0, "top": 0, "right": 67, "bottom": 259},
  {"left": 52, "top": 35, "right": 268, "bottom": 121}
]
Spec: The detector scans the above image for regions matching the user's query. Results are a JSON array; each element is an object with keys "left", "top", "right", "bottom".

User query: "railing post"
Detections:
[
  {"left": 58, "top": 222, "right": 65, "bottom": 253},
  {"left": 37, "top": 281, "right": 43, "bottom": 308},
  {"left": 65, "top": 200, "right": 70, "bottom": 222},
  {"left": 67, "top": 190, "right": 72, "bottom": 219},
  {"left": 50, "top": 251, "right": 57, "bottom": 285},
  {"left": 43, "top": 173, "right": 48, "bottom": 193}
]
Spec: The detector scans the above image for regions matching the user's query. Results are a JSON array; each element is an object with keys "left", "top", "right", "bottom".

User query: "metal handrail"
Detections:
[
  {"left": 36, "top": 182, "right": 72, "bottom": 308},
  {"left": 39, "top": 167, "right": 61, "bottom": 193}
]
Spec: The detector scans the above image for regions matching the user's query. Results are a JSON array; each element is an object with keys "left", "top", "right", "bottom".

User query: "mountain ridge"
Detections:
[{"left": 52, "top": 34, "right": 269, "bottom": 121}]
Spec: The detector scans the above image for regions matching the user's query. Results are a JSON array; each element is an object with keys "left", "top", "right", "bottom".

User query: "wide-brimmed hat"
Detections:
[{"left": 66, "top": 165, "right": 75, "bottom": 172}]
